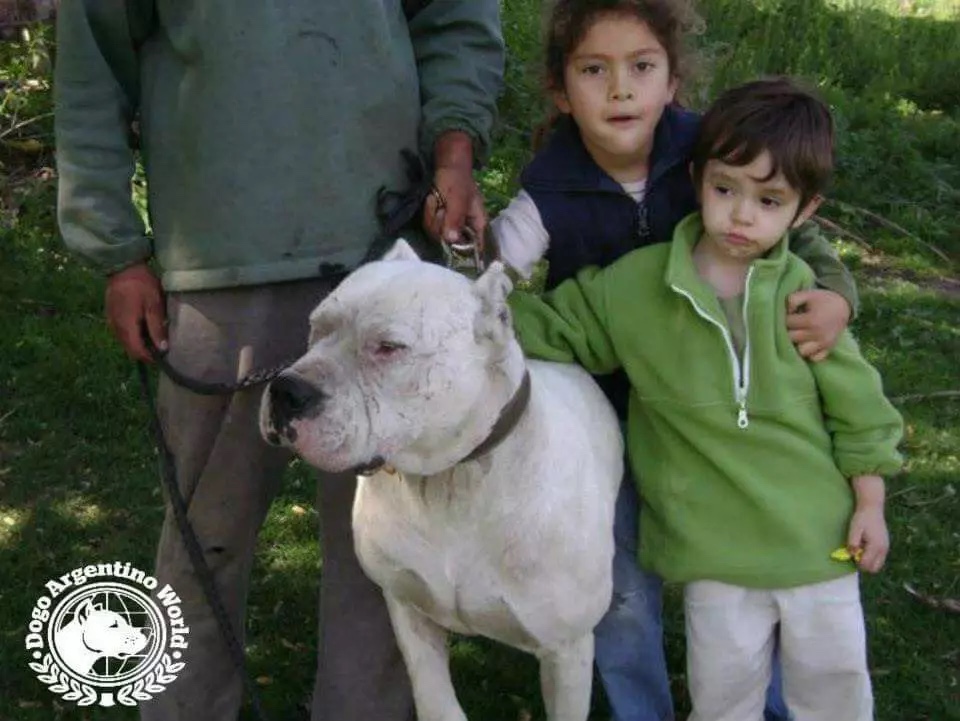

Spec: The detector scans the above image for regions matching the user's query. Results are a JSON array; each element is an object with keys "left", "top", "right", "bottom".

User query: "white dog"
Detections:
[
  {"left": 260, "top": 241, "right": 623, "bottom": 721},
  {"left": 54, "top": 598, "right": 148, "bottom": 675}
]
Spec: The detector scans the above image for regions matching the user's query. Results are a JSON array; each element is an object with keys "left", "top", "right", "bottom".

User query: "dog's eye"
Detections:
[{"left": 374, "top": 341, "right": 408, "bottom": 357}]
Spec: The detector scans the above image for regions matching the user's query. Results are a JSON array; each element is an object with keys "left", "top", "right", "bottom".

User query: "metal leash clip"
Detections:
[{"left": 441, "top": 226, "right": 486, "bottom": 278}]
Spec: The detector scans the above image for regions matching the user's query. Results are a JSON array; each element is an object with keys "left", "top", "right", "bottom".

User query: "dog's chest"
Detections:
[{"left": 353, "top": 470, "right": 552, "bottom": 645}]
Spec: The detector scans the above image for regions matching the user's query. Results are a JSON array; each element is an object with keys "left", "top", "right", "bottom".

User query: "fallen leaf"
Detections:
[
  {"left": 256, "top": 675, "right": 273, "bottom": 686},
  {"left": 291, "top": 504, "right": 307, "bottom": 515}
]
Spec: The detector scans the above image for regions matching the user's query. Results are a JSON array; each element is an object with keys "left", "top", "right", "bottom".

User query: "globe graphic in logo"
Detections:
[{"left": 47, "top": 582, "right": 168, "bottom": 687}]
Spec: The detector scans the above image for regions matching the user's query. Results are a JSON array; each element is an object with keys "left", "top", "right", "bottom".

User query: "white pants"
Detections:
[{"left": 685, "top": 574, "right": 872, "bottom": 721}]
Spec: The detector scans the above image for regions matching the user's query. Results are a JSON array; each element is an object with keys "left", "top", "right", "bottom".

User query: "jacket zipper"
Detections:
[{"left": 670, "top": 266, "right": 753, "bottom": 429}]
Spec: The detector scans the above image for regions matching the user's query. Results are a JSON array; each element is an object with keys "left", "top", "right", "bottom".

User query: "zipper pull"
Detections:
[{"left": 737, "top": 397, "right": 749, "bottom": 430}]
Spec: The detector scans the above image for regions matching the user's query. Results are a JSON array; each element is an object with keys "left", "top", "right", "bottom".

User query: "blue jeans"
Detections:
[{"left": 593, "top": 477, "right": 791, "bottom": 721}]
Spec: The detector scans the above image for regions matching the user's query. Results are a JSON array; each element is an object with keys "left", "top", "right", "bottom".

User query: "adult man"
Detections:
[{"left": 54, "top": 2, "right": 504, "bottom": 719}]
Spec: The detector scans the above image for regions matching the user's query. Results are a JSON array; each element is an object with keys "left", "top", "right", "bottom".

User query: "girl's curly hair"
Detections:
[{"left": 543, "top": 0, "right": 704, "bottom": 93}]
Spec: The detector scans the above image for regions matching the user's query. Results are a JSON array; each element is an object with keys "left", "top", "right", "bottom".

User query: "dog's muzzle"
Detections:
[{"left": 265, "top": 373, "right": 327, "bottom": 442}]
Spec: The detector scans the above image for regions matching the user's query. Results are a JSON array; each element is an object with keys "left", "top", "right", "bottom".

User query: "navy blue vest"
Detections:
[{"left": 520, "top": 105, "right": 701, "bottom": 416}]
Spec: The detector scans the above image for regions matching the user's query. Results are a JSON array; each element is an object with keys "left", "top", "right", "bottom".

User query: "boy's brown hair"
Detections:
[{"left": 691, "top": 77, "right": 835, "bottom": 209}]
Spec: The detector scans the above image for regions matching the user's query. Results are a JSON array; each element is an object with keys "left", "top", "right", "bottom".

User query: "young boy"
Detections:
[{"left": 508, "top": 77, "right": 903, "bottom": 721}]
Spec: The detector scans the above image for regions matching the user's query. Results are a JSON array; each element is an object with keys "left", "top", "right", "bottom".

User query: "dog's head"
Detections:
[
  {"left": 260, "top": 239, "right": 520, "bottom": 475},
  {"left": 65, "top": 599, "right": 149, "bottom": 658}
]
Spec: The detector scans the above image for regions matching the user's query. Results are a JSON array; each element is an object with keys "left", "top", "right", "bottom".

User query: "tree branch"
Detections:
[{"left": 825, "top": 198, "right": 952, "bottom": 265}]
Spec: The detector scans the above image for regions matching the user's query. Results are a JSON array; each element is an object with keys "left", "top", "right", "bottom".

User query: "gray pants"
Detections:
[{"left": 139, "top": 279, "right": 413, "bottom": 721}]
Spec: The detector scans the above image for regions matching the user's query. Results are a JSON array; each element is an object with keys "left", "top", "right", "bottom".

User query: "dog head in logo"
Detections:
[
  {"left": 260, "top": 239, "right": 520, "bottom": 475},
  {"left": 54, "top": 597, "right": 149, "bottom": 675}
]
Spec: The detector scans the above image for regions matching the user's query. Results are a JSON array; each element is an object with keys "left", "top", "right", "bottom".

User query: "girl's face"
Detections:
[{"left": 555, "top": 14, "right": 677, "bottom": 183}]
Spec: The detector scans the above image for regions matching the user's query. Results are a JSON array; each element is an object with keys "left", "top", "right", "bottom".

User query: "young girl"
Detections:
[{"left": 489, "top": 2, "right": 859, "bottom": 719}]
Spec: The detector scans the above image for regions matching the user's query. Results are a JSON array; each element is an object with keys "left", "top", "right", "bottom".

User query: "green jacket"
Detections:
[
  {"left": 55, "top": 0, "right": 504, "bottom": 290},
  {"left": 509, "top": 213, "right": 903, "bottom": 588}
]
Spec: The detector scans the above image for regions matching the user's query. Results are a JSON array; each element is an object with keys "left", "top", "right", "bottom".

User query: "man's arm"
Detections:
[
  {"left": 408, "top": 0, "right": 505, "bottom": 244},
  {"left": 55, "top": 1, "right": 150, "bottom": 273},
  {"left": 508, "top": 267, "right": 622, "bottom": 376},
  {"left": 55, "top": 3, "right": 164, "bottom": 360}
]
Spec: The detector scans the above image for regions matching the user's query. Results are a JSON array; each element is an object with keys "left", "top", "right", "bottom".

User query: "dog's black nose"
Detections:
[{"left": 268, "top": 373, "right": 326, "bottom": 424}]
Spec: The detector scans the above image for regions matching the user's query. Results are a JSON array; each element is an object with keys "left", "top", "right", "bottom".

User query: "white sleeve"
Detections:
[{"left": 490, "top": 189, "right": 550, "bottom": 279}]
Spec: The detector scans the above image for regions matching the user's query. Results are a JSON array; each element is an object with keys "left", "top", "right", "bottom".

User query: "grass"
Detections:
[{"left": 1, "top": 1, "right": 958, "bottom": 719}]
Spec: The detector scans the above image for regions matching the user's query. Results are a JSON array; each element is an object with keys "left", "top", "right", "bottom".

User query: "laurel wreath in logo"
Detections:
[{"left": 29, "top": 652, "right": 185, "bottom": 707}]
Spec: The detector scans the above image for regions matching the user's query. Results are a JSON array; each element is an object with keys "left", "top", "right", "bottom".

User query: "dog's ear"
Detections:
[
  {"left": 473, "top": 261, "right": 514, "bottom": 347},
  {"left": 75, "top": 598, "right": 96, "bottom": 623},
  {"left": 381, "top": 238, "right": 421, "bottom": 263}
]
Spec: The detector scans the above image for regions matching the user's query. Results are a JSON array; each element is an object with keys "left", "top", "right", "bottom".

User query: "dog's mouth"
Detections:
[
  {"left": 353, "top": 455, "right": 386, "bottom": 475},
  {"left": 266, "top": 416, "right": 381, "bottom": 474}
]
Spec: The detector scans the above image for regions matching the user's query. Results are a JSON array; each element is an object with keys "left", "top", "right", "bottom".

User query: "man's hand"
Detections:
[
  {"left": 786, "top": 288, "right": 851, "bottom": 362},
  {"left": 847, "top": 475, "right": 889, "bottom": 573},
  {"left": 105, "top": 262, "right": 167, "bottom": 362},
  {"left": 423, "top": 130, "right": 487, "bottom": 246}
]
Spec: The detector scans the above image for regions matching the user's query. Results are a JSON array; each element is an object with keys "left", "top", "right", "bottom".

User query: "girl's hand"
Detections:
[
  {"left": 847, "top": 475, "right": 889, "bottom": 573},
  {"left": 786, "top": 289, "right": 851, "bottom": 362}
]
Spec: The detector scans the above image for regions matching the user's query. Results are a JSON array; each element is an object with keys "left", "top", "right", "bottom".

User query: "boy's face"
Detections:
[
  {"left": 698, "top": 151, "right": 821, "bottom": 262},
  {"left": 555, "top": 14, "right": 677, "bottom": 183}
]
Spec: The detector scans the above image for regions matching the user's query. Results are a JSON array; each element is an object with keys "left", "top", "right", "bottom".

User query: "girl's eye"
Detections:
[
  {"left": 760, "top": 197, "right": 782, "bottom": 208},
  {"left": 713, "top": 184, "right": 732, "bottom": 196},
  {"left": 635, "top": 61, "right": 653, "bottom": 72},
  {"left": 581, "top": 64, "right": 603, "bottom": 75},
  {"left": 374, "top": 341, "right": 408, "bottom": 357}
]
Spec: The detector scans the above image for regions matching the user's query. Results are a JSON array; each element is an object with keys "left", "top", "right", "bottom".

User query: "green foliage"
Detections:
[
  {"left": 0, "top": 24, "right": 53, "bottom": 157},
  {"left": 697, "top": 0, "right": 960, "bottom": 110}
]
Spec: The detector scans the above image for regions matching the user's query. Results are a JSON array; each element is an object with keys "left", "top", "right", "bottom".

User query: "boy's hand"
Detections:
[
  {"left": 847, "top": 475, "right": 889, "bottom": 573},
  {"left": 786, "top": 288, "right": 851, "bottom": 362}
]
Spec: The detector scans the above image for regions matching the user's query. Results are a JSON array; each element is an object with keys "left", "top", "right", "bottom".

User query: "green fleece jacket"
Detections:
[
  {"left": 509, "top": 213, "right": 904, "bottom": 588},
  {"left": 55, "top": 0, "right": 503, "bottom": 290}
]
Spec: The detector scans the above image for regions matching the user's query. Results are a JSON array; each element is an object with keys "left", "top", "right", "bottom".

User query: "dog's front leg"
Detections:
[
  {"left": 538, "top": 633, "right": 595, "bottom": 721},
  {"left": 384, "top": 594, "right": 467, "bottom": 721}
]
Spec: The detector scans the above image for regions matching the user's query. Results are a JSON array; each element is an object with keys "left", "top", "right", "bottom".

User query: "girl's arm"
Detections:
[
  {"left": 490, "top": 190, "right": 551, "bottom": 279},
  {"left": 786, "top": 221, "right": 860, "bottom": 361}
]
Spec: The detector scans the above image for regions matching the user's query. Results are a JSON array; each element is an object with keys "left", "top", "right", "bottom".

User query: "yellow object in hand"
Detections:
[{"left": 830, "top": 547, "right": 863, "bottom": 563}]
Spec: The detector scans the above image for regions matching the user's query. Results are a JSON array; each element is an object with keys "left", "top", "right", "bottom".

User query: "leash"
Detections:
[
  {"left": 136, "top": 336, "right": 276, "bottom": 721},
  {"left": 132, "top": 187, "right": 495, "bottom": 719},
  {"left": 145, "top": 335, "right": 294, "bottom": 396}
]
